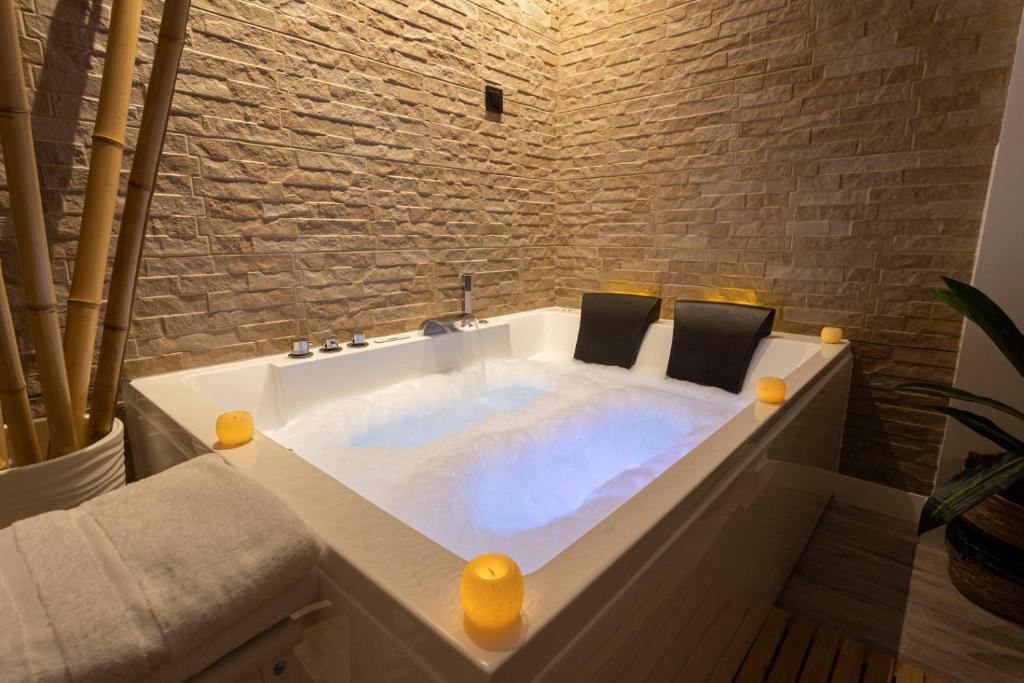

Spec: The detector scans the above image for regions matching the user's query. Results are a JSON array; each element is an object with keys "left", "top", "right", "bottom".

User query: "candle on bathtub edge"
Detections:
[
  {"left": 215, "top": 410, "right": 254, "bottom": 447},
  {"left": 821, "top": 326, "right": 843, "bottom": 344},
  {"left": 756, "top": 377, "right": 786, "bottom": 404},
  {"left": 461, "top": 553, "right": 524, "bottom": 630}
]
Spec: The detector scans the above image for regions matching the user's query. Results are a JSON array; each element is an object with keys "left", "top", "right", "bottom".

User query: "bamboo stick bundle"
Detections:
[
  {"left": 64, "top": 0, "right": 143, "bottom": 441},
  {"left": 0, "top": 0, "right": 79, "bottom": 457},
  {"left": 89, "top": 0, "right": 191, "bottom": 442},
  {"left": 0, "top": 262, "right": 42, "bottom": 466}
]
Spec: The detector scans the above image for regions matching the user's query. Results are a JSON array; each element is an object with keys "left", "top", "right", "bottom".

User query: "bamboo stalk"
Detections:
[
  {"left": 89, "top": 0, "right": 191, "bottom": 442},
  {"left": 0, "top": 402, "right": 8, "bottom": 469},
  {"left": 0, "top": 262, "right": 42, "bottom": 466},
  {"left": 0, "top": 0, "right": 79, "bottom": 457},
  {"left": 64, "top": 0, "right": 143, "bottom": 442}
]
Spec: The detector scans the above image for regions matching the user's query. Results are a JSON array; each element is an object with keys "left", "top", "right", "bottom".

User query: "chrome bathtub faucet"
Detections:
[
  {"left": 420, "top": 274, "right": 477, "bottom": 336},
  {"left": 420, "top": 312, "right": 476, "bottom": 336}
]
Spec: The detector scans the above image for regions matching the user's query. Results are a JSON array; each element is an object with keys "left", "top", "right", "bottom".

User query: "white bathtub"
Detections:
[{"left": 125, "top": 306, "right": 852, "bottom": 682}]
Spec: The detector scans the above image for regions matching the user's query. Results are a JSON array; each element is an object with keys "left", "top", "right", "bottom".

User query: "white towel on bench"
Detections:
[{"left": 0, "top": 454, "right": 320, "bottom": 682}]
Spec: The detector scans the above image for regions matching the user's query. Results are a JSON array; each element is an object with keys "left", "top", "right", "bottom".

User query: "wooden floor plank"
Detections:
[
  {"left": 766, "top": 616, "right": 814, "bottom": 683},
  {"left": 863, "top": 650, "right": 894, "bottom": 683},
  {"left": 799, "top": 625, "right": 841, "bottom": 683},
  {"left": 829, "top": 638, "right": 866, "bottom": 683},
  {"left": 735, "top": 607, "right": 790, "bottom": 683},
  {"left": 894, "top": 661, "right": 925, "bottom": 683},
  {"left": 735, "top": 608, "right": 963, "bottom": 683},
  {"left": 778, "top": 503, "right": 1024, "bottom": 682}
]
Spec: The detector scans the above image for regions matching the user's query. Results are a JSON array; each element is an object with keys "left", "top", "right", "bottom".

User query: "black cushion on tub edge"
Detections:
[
  {"left": 573, "top": 293, "right": 662, "bottom": 369},
  {"left": 666, "top": 300, "right": 775, "bottom": 393}
]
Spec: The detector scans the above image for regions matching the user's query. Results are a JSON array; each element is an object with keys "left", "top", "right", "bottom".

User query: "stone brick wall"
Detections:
[
  {"left": 1, "top": 0, "right": 1022, "bottom": 493},
  {"left": 1, "top": 0, "right": 560, "bottom": 382},
  {"left": 555, "top": 0, "right": 1024, "bottom": 493}
]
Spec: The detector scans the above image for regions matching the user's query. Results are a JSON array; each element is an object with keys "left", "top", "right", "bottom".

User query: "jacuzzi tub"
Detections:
[{"left": 125, "top": 306, "right": 851, "bottom": 682}]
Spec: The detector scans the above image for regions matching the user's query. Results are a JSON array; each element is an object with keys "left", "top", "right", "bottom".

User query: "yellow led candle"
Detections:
[
  {"left": 756, "top": 377, "right": 786, "bottom": 404},
  {"left": 821, "top": 326, "right": 843, "bottom": 344},
  {"left": 215, "top": 410, "right": 254, "bottom": 447},
  {"left": 460, "top": 553, "right": 524, "bottom": 630}
]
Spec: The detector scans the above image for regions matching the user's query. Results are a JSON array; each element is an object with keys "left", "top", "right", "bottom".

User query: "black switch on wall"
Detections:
[{"left": 485, "top": 85, "right": 503, "bottom": 114}]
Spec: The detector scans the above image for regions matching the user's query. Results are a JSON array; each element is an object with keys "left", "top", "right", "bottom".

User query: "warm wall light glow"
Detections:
[
  {"left": 705, "top": 288, "right": 761, "bottom": 306},
  {"left": 215, "top": 410, "right": 254, "bottom": 447},
  {"left": 756, "top": 377, "right": 786, "bottom": 404},
  {"left": 461, "top": 553, "right": 524, "bottom": 629},
  {"left": 821, "top": 326, "right": 843, "bottom": 344},
  {"left": 607, "top": 282, "right": 658, "bottom": 297}
]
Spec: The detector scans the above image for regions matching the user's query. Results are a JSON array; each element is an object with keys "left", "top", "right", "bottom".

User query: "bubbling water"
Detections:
[{"left": 265, "top": 357, "right": 749, "bottom": 573}]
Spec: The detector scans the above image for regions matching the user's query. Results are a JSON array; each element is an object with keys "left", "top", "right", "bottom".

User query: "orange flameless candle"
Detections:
[
  {"left": 756, "top": 377, "right": 787, "bottom": 404},
  {"left": 461, "top": 553, "right": 524, "bottom": 629},
  {"left": 215, "top": 410, "right": 254, "bottom": 447}
]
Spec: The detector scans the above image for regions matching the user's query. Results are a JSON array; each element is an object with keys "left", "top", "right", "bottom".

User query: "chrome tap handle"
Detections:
[
  {"left": 347, "top": 331, "right": 368, "bottom": 347},
  {"left": 289, "top": 339, "right": 311, "bottom": 358}
]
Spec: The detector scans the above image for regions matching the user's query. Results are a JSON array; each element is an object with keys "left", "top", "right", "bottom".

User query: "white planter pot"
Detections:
[{"left": 0, "top": 418, "right": 126, "bottom": 528}]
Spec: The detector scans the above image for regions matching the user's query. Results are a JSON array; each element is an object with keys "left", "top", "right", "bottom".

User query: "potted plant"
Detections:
[
  {"left": 898, "top": 276, "right": 1024, "bottom": 624},
  {"left": 0, "top": 0, "right": 190, "bottom": 525}
]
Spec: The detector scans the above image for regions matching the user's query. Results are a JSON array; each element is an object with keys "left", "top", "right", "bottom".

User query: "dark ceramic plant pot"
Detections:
[{"left": 945, "top": 470, "right": 1024, "bottom": 625}]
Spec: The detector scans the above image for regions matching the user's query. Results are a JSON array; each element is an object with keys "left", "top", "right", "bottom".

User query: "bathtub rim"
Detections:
[{"left": 126, "top": 305, "right": 851, "bottom": 681}]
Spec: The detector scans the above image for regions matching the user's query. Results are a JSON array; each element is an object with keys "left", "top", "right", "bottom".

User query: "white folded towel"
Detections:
[{"left": 0, "top": 454, "right": 320, "bottom": 682}]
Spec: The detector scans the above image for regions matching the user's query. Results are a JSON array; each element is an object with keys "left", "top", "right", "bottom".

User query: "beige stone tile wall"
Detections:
[
  {"left": 555, "top": 0, "right": 1024, "bottom": 493},
  {"left": 0, "top": 0, "right": 560, "bottom": 383},
  {"left": 0, "top": 0, "right": 1022, "bottom": 493}
]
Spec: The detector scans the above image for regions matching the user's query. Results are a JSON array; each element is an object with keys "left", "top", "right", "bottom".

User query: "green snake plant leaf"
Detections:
[
  {"left": 918, "top": 451, "right": 1024, "bottom": 534},
  {"left": 932, "top": 277, "right": 1024, "bottom": 377},
  {"left": 938, "top": 406, "right": 1024, "bottom": 454},
  {"left": 898, "top": 382, "right": 1024, "bottom": 423}
]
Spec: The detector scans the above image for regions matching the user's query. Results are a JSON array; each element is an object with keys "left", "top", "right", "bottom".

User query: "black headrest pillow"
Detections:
[
  {"left": 666, "top": 300, "right": 775, "bottom": 393},
  {"left": 573, "top": 293, "right": 662, "bottom": 369}
]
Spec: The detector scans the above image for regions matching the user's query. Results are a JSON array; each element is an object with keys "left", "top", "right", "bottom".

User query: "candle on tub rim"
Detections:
[
  {"left": 461, "top": 553, "right": 524, "bottom": 630},
  {"left": 756, "top": 377, "right": 786, "bottom": 404},
  {"left": 215, "top": 410, "right": 254, "bottom": 447},
  {"left": 820, "top": 326, "right": 843, "bottom": 344}
]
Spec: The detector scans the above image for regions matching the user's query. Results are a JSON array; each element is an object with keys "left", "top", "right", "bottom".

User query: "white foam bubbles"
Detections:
[{"left": 265, "top": 357, "right": 749, "bottom": 573}]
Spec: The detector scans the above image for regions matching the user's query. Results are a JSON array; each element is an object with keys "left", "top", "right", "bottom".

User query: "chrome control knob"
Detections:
[
  {"left": 288, "top": 339, "right": 312, "bottom": 358},
  {"left": 321, "top": 337, "right": 340, "bottom": 352},
  {"left": 348, "top": 331, "right": 368, "bottom": 348}
]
